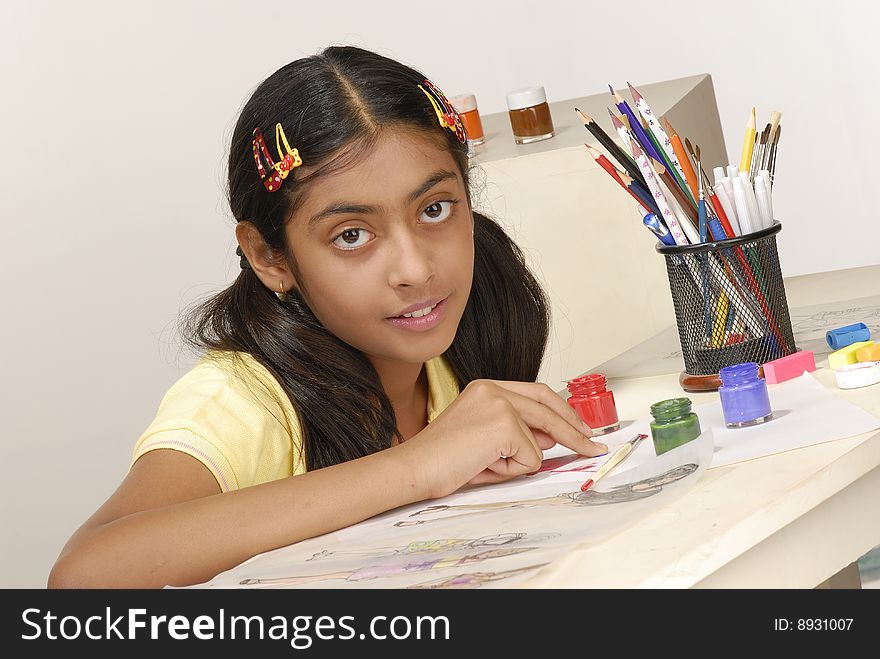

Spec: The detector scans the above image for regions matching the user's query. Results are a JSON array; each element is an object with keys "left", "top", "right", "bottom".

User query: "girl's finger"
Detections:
[
  {"left": 491, "top": 380, "right": 596, "bottom": 438},
  {"left": 499, "top": 387, "right": 608, "bottom": 457}
]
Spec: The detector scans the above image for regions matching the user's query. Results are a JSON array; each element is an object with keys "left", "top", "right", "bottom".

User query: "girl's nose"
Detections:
[{"left": 387, "top": 231, "right": 435, "bottom": 288}]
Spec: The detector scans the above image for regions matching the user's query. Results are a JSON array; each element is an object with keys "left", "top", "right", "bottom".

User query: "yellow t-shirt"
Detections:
[{"left": 130, "top": 350, "right": 460, "bottom": 492}]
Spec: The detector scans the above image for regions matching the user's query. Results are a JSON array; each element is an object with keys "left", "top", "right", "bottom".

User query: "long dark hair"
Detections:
[{"left": 184, "top": 46, "right": 550, "bottom": 471}]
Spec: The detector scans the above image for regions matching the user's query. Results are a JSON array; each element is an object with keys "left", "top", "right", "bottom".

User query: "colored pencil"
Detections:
[
  {"left": 584, "top": 144, "right": 658, "bottom": 214},
  {"left": 608, "top": 110, "right": 635, "bottom": 152},
  {"left": 629, "top": 140, "right": 690, "bottom": 246},
  {"left": 626, "top": 176, "right": 659, "bottom": 214},
  {"left": 608, "top": 85, "right": 667, "bottom": 165},
  {"left": 650, "top": 157, "right": 699, "bottom": 231},
  {"left": 739, "top": 106, "right": 757, "bottom": 173},
  {"left": 609, "top": 110, "right": 681, "bottom": 221},
  {"left": 629, "top": 83, "right": 694, "bottom": 206},
  {"left": 620, "top": 171, "right": 662, "bottom": 217},
  {"left": 712, "top": 292, "right": 730, "bottom": 348},
  {"left": 663, "top": 116, "right": 699, "bottom": 199},
  {"left": 575, "top": 108, "right": 647, "bottom": 188}
]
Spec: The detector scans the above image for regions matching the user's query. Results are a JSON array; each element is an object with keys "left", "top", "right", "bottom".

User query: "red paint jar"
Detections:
[{"left": 565, "top": 373, "right": 620, "bottom": 436}]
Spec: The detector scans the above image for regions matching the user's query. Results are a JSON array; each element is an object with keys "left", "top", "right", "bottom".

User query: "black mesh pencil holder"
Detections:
[{"left": 656, "top": 221, "right": 797, "bottom": 392}]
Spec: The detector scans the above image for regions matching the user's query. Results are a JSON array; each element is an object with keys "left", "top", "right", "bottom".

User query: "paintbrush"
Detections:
[{"left": 580, "top": 434, "right": 647, "bottom": 492}]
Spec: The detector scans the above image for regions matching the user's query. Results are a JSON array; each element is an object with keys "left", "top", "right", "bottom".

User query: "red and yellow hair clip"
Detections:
[
  {"left": 252, "top": 122, "right": 303, "bottom": 192},
  {"left": 418, "top": 79, "right": 467, "bottom": 144}
]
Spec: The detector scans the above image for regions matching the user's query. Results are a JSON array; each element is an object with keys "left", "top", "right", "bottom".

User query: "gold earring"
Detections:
[{"left": 275, "top": 281, "right": 287, "bottom": 302}]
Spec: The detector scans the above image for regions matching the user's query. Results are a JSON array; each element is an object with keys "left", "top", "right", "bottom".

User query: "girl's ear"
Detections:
[{"left": 235, "top": 221, "right": 298, "bottom": 295}]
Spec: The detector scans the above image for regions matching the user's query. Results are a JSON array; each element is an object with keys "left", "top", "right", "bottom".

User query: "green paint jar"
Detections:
[{"left": 649, "top": 397, "right": 701, "bottom": 455}]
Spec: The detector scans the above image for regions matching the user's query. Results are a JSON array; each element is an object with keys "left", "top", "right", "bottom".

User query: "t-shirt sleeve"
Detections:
[{"left": 129, "top": 354, "right": 305, "bottom": 492}]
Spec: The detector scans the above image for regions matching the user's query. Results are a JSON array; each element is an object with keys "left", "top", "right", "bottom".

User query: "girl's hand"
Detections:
[{"left": 407, "top": 379, "right": 608, "bottom": 498}]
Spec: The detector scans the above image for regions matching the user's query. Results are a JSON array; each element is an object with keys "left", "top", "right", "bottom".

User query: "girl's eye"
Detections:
[
  {"left": 421, "top": 200, "right": 455, "bottom": 223},
  {"left": 332, "top": 228, "right": 373, "bottom": 250}
]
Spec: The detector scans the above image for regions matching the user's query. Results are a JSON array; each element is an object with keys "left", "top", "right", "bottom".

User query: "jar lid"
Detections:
[
  {"left": 835, "top": 361, "right": 880, "bottom": 389},
  {"left": 450, "top": 93, "right": 478, "bottom": 113},
  {"left": 506, "top": 86, "right": 547, "bottom": 111}
]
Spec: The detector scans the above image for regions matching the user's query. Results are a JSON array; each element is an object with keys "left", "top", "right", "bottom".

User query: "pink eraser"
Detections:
[{"left": 762, "top": 350, "right": 816, "bottom": 384}]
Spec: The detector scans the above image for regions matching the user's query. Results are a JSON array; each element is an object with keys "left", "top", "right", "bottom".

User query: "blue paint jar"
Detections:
[{"left": 718, "top": 362, "right": 773, "bottom": 428}]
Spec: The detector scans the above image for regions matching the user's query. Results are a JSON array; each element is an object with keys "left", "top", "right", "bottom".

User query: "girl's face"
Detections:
[{"left": 285, "top": 128, "right": 474, "bottom": 367}]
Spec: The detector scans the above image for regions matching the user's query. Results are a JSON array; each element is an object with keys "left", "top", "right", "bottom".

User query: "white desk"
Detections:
[{"left": 526, "top": 265, "right": 880, "bottom": 588}]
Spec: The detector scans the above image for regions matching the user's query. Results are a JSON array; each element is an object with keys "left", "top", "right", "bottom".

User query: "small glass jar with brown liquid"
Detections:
[{"left": 506, "top": 85, "right": 555, "bottom": 144}]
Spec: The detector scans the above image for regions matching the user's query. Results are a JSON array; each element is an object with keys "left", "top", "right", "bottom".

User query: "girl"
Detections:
[{"left": 49, "top": 46, "right": 607, "bottom": 588}]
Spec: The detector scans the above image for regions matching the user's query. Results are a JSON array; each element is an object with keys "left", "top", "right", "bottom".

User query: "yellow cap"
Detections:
[{"left": 829, "top": 341, "right": 874, "bottom": 370}]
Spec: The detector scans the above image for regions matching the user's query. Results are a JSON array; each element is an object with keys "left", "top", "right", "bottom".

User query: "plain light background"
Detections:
[{"left": 2, "top": 1, "right": 878, "bottom": 588}]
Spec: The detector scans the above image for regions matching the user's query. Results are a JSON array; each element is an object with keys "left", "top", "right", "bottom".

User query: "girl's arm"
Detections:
[
  {"left": 49, "top": 379, "right": 605, "bottom": 588},
  {"left": 48, "top": 443, "right": 427, "bottom": 588}
]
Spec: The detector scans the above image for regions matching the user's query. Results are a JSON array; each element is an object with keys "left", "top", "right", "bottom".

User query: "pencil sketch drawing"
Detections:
[{"left": 394, "top": 464, "right": 699, "bottom": 527}]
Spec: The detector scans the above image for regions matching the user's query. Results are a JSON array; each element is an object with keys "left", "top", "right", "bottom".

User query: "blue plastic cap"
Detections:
[{"left": 826, "top": 322, "right": 871, "bottom": 350}]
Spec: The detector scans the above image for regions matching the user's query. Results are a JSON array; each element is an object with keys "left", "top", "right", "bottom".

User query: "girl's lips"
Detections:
[{"left": 385, "top": 297, "right": 448, "bottom": 332}]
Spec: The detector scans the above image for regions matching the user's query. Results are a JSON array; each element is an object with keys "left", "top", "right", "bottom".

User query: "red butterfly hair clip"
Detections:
[
  {"left": 252, "top": 123, "right": 303, "bottom": 192},
  {"left": 419, "top": 79, "right": 467, "bottom": 144}
]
